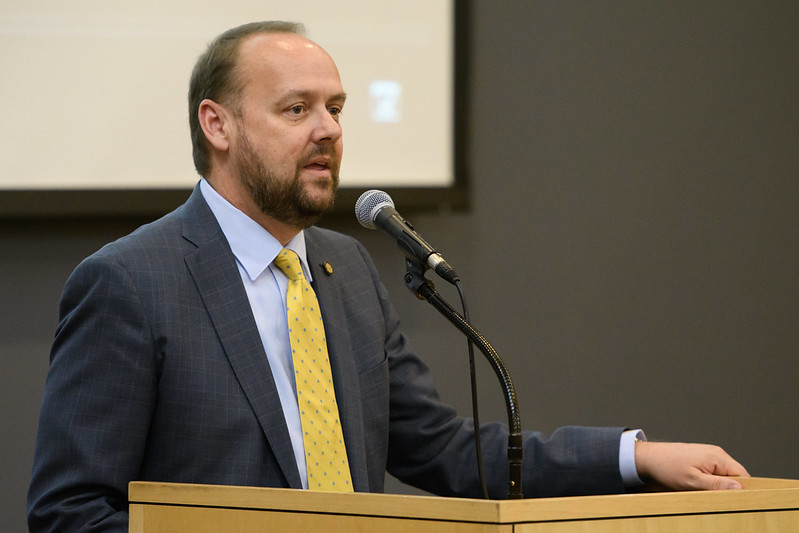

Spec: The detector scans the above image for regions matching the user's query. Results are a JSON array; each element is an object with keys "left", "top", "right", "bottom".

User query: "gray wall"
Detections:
[{"left": 3, "top": 1, "right": 798, "bottom": 529}]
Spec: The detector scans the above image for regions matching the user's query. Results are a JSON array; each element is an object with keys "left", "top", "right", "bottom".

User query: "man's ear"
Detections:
[{"left": 197, "top": 99, "right": 233, "bottom": 152}]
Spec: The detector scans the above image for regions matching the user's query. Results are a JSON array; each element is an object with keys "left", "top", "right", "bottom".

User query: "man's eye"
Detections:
[
  {"left": 329, "top": 107, "right": 342, "bottom": 116},
  {"left": 289, "top": 105, "right": 304, "bottom": 114}
]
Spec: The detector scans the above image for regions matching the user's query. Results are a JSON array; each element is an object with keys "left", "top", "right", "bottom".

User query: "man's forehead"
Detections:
[
  {"left": 239, "top": 32, "right": 325, "bottom": 62},
  {"left": 236, "top": 32, "right": 342, "bottom": 93}
]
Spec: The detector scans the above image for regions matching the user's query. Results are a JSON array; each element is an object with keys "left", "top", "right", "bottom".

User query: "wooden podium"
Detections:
[{"left": 130, "top": 477, "right": 799, "bottom": 532}]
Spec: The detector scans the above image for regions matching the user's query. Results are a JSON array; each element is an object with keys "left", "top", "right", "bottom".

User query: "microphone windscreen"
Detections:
[{"left": 355, "top": 189, "right": 394, "bottom": 229}]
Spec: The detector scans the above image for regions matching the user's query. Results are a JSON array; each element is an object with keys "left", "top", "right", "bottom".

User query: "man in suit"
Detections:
[{"left": 28, "top": 21, "right": 747, "bottom": 532}]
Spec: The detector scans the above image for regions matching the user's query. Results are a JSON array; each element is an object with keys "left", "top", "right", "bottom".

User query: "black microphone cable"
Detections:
[{"left": 455, "top": 278, "right": 490, "bottom": 499}]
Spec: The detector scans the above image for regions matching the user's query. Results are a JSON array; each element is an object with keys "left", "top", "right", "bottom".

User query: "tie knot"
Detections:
[{"left": 274, "top": 248, "right": 305, "bottom": 281}]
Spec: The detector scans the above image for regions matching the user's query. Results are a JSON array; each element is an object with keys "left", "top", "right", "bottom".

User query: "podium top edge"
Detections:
[{"left": 129, "top": 478, "right": 799, "bottom": 524}]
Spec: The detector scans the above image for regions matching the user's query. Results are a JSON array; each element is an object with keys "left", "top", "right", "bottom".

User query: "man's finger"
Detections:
[{"left": 702, "top": 474, "right": 743, "bottom": 491}]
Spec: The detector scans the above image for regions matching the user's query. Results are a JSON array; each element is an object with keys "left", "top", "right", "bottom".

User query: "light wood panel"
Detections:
[{"left": 129, "top": 477, "right": 799, "bottom": 532}]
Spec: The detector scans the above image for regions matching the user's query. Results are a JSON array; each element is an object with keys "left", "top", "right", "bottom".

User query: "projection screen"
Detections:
[{"left": 0, "top": 1, "right": 463, "bottom": 215}]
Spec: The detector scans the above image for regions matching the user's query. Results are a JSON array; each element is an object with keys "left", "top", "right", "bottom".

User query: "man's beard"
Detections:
[{"left": 235, "top": 132, "right": 339, "bottom": 229}]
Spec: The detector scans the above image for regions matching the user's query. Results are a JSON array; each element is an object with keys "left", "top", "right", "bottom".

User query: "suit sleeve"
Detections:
[
  {"left": 359, "top": 248, "right": 627, "bottom": 498},
  {"left": 27, "top": 252, "right": 159, "bottom": 532}
]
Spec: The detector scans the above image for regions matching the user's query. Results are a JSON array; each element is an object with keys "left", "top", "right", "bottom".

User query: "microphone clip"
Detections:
[{"left": 404, "top": 258, "right": 435, "bottom": 300}]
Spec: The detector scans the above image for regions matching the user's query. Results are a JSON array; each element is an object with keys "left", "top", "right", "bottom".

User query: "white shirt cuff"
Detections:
[{"left": 619, "top": 429, "right": 646, "bottom": 487}]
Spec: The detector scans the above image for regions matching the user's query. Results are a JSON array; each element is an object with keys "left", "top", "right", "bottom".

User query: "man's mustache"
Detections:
[{"left": 298, "top": 146, "right": 339, "bottom": 169}]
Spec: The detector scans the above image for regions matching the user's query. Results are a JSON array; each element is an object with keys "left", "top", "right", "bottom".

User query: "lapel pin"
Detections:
[{"left": 321, "top": 262, "right": 334, "bottom": 276}]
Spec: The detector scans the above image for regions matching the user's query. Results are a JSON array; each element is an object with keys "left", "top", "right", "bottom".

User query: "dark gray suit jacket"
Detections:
[{"left": 28, "top": 185, "right": 626, "bottom": 532}]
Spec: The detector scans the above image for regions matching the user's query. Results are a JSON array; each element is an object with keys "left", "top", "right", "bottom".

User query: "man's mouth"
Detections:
[{"left": 301, "top": 154, "right": 336, "bottom": 177}]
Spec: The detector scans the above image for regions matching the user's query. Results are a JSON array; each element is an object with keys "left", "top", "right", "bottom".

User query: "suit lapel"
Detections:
[
  {"left": 180, "top": 187, "right": 303, "bottom": 489},
  {"left": 306, "top": 231, "right": 370, "bottom": 492}
]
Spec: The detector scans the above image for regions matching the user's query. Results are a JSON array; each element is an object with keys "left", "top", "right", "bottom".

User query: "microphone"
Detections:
[{"left": 355, "top": 189, "right": 460, "bottom": 284}]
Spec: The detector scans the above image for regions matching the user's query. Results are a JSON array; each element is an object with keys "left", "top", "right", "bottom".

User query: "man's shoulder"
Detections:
[
  {"left": 305, "top": 225, "right": 369, "bottom": 261},
  {"left": 305, "top": 225, "right": 359, "bottom": 247},
  {"left": 96, "top": 208, "right": 186, "bottom": 259},
  {"left": 78, "top": 195, "right": 210, "bottom": 277}
]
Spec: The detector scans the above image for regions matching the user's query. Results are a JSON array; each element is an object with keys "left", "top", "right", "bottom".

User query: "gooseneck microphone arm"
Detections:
[
  {"left": 404, "top": 259, "right": 524, "bottom": 499},
  {"left": 357, "top": 189, "right": 524, "bottom": 499}
]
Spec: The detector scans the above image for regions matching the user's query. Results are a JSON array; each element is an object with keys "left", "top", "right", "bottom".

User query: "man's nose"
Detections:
[{"left": 312, "top": 108, "right": 342, "bottom": 144}]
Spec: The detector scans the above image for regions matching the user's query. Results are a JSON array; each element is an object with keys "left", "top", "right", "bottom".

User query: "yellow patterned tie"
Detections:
[{"left": 273, "top": 248, "right": 353, "bottom": 492}]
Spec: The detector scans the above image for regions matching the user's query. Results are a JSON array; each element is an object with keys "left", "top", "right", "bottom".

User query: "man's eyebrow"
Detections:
[{"left": 276, "top": 90, "right": 348, "bottom": 106}]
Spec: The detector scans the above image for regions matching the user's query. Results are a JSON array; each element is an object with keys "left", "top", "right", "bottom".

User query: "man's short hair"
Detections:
[{"left": 188, "top": 21, "right": 306, "bottom": 177}]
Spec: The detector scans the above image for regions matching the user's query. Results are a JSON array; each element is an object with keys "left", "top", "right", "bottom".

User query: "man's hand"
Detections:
[{"left": 635, "top": 441, "right": 749, "bottom": 491}]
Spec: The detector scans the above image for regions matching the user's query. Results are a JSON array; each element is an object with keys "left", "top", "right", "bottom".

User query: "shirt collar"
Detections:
[{"left": 199, "top": 178, "right": 312, "bottom": 282}]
